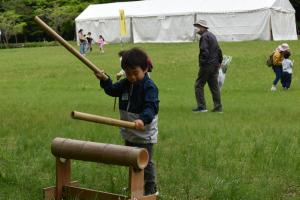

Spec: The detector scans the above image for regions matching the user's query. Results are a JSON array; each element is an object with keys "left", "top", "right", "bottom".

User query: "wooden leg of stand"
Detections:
[
  {"left": 55, "top": 158, "right": 71, "bottom": 200},
  {"left": 129, "top": 167, "right": 144, "bottom": 199}
]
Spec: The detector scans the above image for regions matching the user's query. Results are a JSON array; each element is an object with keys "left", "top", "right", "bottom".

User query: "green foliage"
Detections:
[
  {"left": 0, "top": 41, "right": 58, "bottom": 49},
  {"left": 290, "top": 0, "right": 300, "bottom": 21},
  {"left": 35, "top": 4, "right": 82, "bottom": 39},
  {"left": 290, "top": 0, "right": 300, "bottom": 7},
  {"left": 0, "top": 0, "right": 139, "bottom": 43},
  {"left": 0, "top": 10, "right": 26, "bottom": 45},
  {"left": 0, "top": 41, "right": 300, "bottom": 199}
]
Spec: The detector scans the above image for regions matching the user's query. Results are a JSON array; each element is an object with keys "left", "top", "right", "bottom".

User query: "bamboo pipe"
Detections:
[
  {"left": 51, "top": 137, "right": 149, "bottom": 170},
  {"left": 34, "top": 16, "right": 107, "bottom": 78},
  {"left": 71, "top": 111, "right": 144, "bottom": 131}
]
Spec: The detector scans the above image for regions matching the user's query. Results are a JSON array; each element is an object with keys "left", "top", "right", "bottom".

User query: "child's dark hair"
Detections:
[
  {"left": 283, "top": 51, "right": 291, "bottom": 59},
  {"left": 121, "top": 48, "right": 148, "bottom": 71},
  {"left": 118, "top": 50, "right": 126, "bottom": 57}
]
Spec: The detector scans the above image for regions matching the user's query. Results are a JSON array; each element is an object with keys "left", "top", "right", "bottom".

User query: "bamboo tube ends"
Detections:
[{"left": 136, "top": 148, "right": 149, "bottom": 170}]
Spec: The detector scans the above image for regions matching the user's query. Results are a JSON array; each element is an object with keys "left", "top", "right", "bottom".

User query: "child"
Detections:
[
  {"left": 86, "top": 32, "right": 93, "bottom": 52},
  {"left": 95, "top": 48, "right": 159, "bottom": 195},
  {"left": 97, "top": 35, "right": 105, "bottom": 53},
  {"left": 116, "top": 50, "right": 154, "bottom": 80},
  {"left": 281, "top": 51, "right": 293, "bottom": 90},
  {"left": 78, "top": 29, "right": 87, "bottom": 55}
]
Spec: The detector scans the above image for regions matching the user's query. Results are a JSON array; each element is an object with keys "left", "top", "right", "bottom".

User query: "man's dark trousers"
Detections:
[{"left": 195, "top": 65, "right": 222, "bottom": 110}]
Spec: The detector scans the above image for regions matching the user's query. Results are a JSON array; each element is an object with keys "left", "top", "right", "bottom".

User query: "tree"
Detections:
[
  {"left": 48, "top": 5, "right": 82, "bottom": 39},
  {"left": 12, "top": 22, "right": 27, "bottom": 43},
  {"left": 290, "top": 0, "right": 300, "bottom": 20},
  {"left": 33, "top": 0, "right": 90, "bottom": 40},
  {"left": 290, "top": 0, "right": 300, "bottom": 7},
  {"left": 0, "top": 0, "right": 140, "bottom": 43},
  {"left": 0, "top": 10, "right": 26, "bottom": 46}
]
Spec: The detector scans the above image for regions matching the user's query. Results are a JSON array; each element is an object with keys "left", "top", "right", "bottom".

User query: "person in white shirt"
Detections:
[
  {"left": 281, "top": 51, "right": 293, "bottom": 90},
  {"left": 116, "top": 51, "right": 126, "bottom": 80}
]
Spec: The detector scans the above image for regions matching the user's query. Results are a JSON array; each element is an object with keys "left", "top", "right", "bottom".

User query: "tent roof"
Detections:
[{"left": 75, "top": 0, "right": 295, "bottom": 21}]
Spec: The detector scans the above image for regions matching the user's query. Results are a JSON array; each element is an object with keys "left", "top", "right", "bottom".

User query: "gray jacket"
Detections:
[
  {"left": 199, "top": 30, "right": 223, "bottom": 68},
  {"left": 120, "top": 110, "right": 158, "bottom": 144}
]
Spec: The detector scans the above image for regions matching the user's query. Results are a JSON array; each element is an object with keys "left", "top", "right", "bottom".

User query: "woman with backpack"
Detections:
[{"left": 271, "top": 43, "right": 290, "bottom": 91}]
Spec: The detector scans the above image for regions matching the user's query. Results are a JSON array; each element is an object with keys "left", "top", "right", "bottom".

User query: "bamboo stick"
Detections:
[{"left": 71, "top": 111, "right": 144, "bottom": 131}]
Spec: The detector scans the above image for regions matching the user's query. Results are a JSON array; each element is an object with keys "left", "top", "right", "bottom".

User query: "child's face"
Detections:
[{"left": 125, "top": 67, "right": 147, "bottom": 83}]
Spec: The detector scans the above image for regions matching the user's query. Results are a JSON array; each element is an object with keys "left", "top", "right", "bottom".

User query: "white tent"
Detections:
[{"left": 75, "top": 0, "right": 298, "bottom": 43}]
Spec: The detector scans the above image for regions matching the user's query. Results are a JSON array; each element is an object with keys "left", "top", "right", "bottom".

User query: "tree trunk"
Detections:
[{"left": 3, "top": 33, "right": 9, "bottom": 48}]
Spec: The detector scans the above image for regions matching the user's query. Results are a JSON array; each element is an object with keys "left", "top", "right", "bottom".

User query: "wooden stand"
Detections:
[{"left": 43, "top": 138, "right": 157, "bottom": 200}]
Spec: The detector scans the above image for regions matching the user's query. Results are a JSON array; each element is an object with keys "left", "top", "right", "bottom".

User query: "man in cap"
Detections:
[{"left": 193, "top": 19, "right": 223, "bottom": 113}]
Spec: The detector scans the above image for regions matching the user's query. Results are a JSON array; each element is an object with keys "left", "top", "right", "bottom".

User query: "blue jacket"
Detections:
[{"left": 100, "top": 74, "right": 159, "bottom": 124}]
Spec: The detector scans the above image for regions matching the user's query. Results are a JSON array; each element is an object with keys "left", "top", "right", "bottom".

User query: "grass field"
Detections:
[{"left": 0, "top": 41, "right": 300, "bottom": 200}]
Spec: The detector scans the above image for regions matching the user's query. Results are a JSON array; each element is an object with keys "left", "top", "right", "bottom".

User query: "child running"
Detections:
[
  {"left": 86, "top": 32, "right": 93, "bottom": 52},
  {"left": 97, "top": 35, "right": 105, "bottom": 53}
]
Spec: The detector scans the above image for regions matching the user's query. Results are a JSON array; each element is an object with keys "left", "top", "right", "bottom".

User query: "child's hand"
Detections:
[
  {"left": 94, "top": 70, "right": 108, "bottom": 81},
  {"left": 134, "top": 119, "right": 144, "bottom": 130}
]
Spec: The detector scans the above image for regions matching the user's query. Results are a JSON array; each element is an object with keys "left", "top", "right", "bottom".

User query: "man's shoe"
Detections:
[
  {"left": 212, "top": 107, "right": 223, "bottom": 113},
  {"left": 271, "top": 85, "right": 277, "bottom": 91},
  {"left": 192, "top": 107, "right": 208, "bottom": 113}
]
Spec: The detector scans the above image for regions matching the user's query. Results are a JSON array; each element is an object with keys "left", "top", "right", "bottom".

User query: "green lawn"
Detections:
[{"left": 0, "top": 41, "right": 299, "bottom": 200}]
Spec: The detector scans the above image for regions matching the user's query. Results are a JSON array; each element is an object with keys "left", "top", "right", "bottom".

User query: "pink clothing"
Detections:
[{"left": 97, "top": 38, "right": 105, "bottom": 47}]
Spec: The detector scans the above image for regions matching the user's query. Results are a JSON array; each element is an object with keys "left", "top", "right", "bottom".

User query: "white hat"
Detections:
[
  {"left": 278, "top": 43, "right": 289, "bottom": 52},
  {"left": 193, "top": 20, "right": 209, "bottom": 29}
]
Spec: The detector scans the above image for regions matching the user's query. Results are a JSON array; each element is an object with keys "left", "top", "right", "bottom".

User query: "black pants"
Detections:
[
  {"left": 272, "top": 66, "right": 283, "bottom": 86},
  {"left": 195, "top": 65, "right": 222, "bottom": 110},
  {"left": 125, "top": 140, "right": 157, "bottom": 195},
  {"left": 282, "top": 72, "right": 292, "bottom": 88}
]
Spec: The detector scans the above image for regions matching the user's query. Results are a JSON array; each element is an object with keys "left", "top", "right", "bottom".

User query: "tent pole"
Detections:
[
  {"left": 130, "top": 17, "right": 134, "bottom": 43},
  {"left": 194, "top": 13, "right": 197, "bottom": 41}
]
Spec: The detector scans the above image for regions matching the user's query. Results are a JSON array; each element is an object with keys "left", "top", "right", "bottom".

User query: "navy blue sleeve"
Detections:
[
  {"left": 139, "top": 81, "right": 159, "bottom": 124},
  {"left": 100, "top": 78, "right": 124, "bottom": 97}
]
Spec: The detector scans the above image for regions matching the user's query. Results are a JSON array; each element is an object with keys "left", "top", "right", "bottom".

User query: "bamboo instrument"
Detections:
[
  {"left": 71, "top": 111, "right": 145, "bottom": 131},
  {"left": 34, "top": 16, "right": 107, "bottom": 78},
  {"left": 51, "top": 137, "right": 149, "bottom": 170}
]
